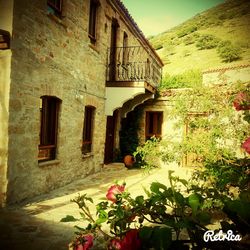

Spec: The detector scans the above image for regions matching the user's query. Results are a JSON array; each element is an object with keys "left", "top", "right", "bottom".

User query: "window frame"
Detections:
[
  {"left": 38, "top": 96, "right": 61, "bottom": 162},
  {"left": 0, "top": 29, "right": 10, "bottom": 50},
  {"left": 88, "top": 0, "right": 100, "bottom": 44},
  {"left": 47, "top": 0, "right": 63, "bottom": 17},
  {"left": 145, "top": 111, "right": 163, "bottom": 140},
  {"left": 82, "top": 106, "right": 95, "bottom": 154},
  {"left": 122, "top": 32, "right": 128, "bottom": 66}
]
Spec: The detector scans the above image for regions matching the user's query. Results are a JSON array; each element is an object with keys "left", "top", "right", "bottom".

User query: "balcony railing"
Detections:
[{"left": 106, "top": 46, "right": 162, "bottom": 87}]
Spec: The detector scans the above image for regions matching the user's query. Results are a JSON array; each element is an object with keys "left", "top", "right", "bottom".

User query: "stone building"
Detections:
[{"left": 0, "top": 0, "right": 163, "bottom": 207}]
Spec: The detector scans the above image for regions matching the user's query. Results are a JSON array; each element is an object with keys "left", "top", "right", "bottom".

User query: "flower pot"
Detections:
[{"left": 123, "top": 155, "right": 135, "bottom": 168}]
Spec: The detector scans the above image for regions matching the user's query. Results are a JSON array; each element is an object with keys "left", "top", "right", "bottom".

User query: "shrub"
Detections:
[
  {"left": 196, "top": 34, "right": 220, "bottom": 50},
  {"left": 183, "top": 34, "right": 195, "bottom": 45},
  {"left": 159, "top": 69, "right": 202, "bottom": 90},
  {"left": 152, "top": 39, "right": 163, "bottom": 50},
  {"left": 217, "top": 40, "right": 242, "bottom": 62},
  {"left": 176, "top": 25, "right": 197, "bottom": 38}
]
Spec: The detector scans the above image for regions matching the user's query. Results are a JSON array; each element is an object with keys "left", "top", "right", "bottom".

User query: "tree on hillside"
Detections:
[
  {"left": 217, "top": 40, "right": 242, "bottom": 62},
  {"left": 196, "top": 34, "right": 220, "bottom": 50}
]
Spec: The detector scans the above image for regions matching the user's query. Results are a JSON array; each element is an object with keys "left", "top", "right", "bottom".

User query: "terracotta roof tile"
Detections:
[{"left": 203, "top": 64, "right": 250, "bottom": 74}]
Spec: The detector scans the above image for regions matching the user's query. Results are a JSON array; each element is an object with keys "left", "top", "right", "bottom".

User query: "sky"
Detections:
[{"left": 121, "top": 0, "right": 225, "bottom": 37}]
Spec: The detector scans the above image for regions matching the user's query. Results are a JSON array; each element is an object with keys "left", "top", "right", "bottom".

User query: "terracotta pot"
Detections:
[{"left": 123, "top": 155, "right": 136, "bottom": 168}]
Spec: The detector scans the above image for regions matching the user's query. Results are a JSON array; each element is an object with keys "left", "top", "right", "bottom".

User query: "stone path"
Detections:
[{"left": 0, "top": 163, "right": 192, "bottom": 250}]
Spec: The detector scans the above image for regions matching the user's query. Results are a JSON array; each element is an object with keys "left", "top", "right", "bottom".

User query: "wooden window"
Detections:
[
  {"left": 82, "top": 106, "right": 95, "bottom": 154},
  {"left": 145, "top": 111, "right": 163, "bottom": 140},
  {"left": 122, "top": 32, "right": 128, "bottom": 66},
  {"left": 0, "top": 29, "right": 10, "bottom": 50},
  {"left": 47, "top": 0, "right": 63, "bottom": 17},
  {"left": 38, "top": 96, "right": 61, "bottom": 162},
  {"left": 88, "top": 0, "right": 99, "bottom": 43}
]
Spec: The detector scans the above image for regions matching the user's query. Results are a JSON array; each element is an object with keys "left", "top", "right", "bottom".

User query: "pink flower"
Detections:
[
  {"left": 242, "top": 137, "right": 250, "bottom": 154},
  {"left": 108, "top": 239, "right": 122, "bottom": 249},
  {"left": 74, "top": 234, "right": 93, "bottom": 250},
  {"left": 233, "top": 92, "right": 250, "bottom": 111},
  {"left": 108, "top": 229, "right": 141, "bottom": 250},
  {"left": 106, "top": 184, "right": 125, "bottom": 203}
]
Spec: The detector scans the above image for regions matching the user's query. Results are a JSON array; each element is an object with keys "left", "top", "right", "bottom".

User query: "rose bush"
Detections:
[
  {"left": 70, "top": 234, "right": 93, "bottom": 250},
  {"left": 242, "top": 137, "right": 250, "bottom": 154},
  {"left": 62, "top": 171, "right": 247, "bottom": 250},
  {"left": 106, "top": 184, "right": 125, "bottom": 203},
  {"left": 108, "top": 229, "right": 141, "bottom": 250},
  {"left": 233, "top": 91, "right": 250, "bottom": 111}
]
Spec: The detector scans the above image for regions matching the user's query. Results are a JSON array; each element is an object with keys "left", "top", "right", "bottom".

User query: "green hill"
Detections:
[{"left": 149, "top": 0, "right": 250, "bottom": 80}]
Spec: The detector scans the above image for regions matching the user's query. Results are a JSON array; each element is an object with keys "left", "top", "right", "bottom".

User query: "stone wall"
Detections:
[
  {"left": 0, "top": 50, "right": 11, "bottom": 207},
  {"left": 0, "top": 0, "right": 13, "bottom": 207},
  {"left": 203, "top": 64, "right": 250, "bottom": 86},
  {"left": 4, "top": 0, "right": 153, "bottom": 205},
  {"left": 137, "top": 97, "right": 183, "bottom": 145}
]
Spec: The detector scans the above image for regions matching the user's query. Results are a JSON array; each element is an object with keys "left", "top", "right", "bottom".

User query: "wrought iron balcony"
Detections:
[{"left": 106, "top": 46, "right": 162, "bottom": 88}]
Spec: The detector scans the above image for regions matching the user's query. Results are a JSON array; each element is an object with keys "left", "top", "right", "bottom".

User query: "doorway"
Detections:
[{"left": 104, "top": 110, "right": 118, "bottom": 164}]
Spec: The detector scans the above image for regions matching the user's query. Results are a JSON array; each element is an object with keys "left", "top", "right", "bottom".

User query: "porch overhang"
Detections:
[{"left": 105, "top": 81, "right": 155, "bottom": 116}]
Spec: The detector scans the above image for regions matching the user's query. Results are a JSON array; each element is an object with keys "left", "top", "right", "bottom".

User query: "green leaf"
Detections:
[
  {"left": 188, "top": 193, "right": 201, "bottom": 215},
  {"left": 143, "top": 186, "right": 151, "bottom": 197},
  {"left": 135, "top": 195, "right": 144, "bottom": 205},
  {"left": 174, "top": 192, "right": 185, "bottom": 206},
  {"left": 60, "top": 215, "right": 79, "bottom": 222},
  {"left": 74, "top": 225, "right": 86, "bottom": 231},
  {"left": 225, "top": 199, "right": 250, "bottom": 220},
  {"left": 150, "top": 182, "right": 167, "bottom": 194},
  {"left": 96, "top": 210, "right": 108, "bottom": 224},
  {"left": 85, "top": 197, "right": 93, "bottom": 203},
  {"left": 96, "top": 217, "right": 108, "bottom": 224}
]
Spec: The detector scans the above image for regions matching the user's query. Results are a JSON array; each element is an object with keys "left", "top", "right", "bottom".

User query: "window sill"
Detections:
[
  {"left": 89, "top": 43, "right": 99, "bottom": 54},
  {"left": 47, "top": 13, "right": 67, "bottom": 29},
  {"left": 82, "top": 153, "right": 94, "bottom": 159},
  {"left": 38, "top": 159, "right": 60, "bottom": 167}
]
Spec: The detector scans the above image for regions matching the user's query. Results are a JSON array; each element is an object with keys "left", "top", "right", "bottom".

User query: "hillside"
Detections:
[{"left": 149, "top": 0, "right": 250, "bottom": 78}]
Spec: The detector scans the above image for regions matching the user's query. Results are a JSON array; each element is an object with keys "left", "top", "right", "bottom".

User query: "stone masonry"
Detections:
[{"left": 0, "top": 0, "right": 162, "bottom": 206}]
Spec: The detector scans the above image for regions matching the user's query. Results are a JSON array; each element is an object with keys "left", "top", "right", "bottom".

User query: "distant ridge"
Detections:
[{"left": 149, "top": 0, "right": 250, "bottom": 76}]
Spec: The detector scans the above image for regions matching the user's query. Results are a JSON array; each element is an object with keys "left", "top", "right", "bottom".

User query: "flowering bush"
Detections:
[
  {"left": 62, "top": 169, "right": 249, "bottom": 250},
  {"left": 233, "top": 91, "right": 250, "bottom": 111},
  {"left": 108, "top": 229, "right": 141, "bottom": 250},
  {"left": 106, "top": 184, "right": 125, "bottom": 203},
  {"left": 70, "top": 234, "right": 93, "bottom": 250},
  {"left": 242, "top": 137, "right": 250, "bottom": 154},
  {"left": 62, "top": 83, "right": 250, "bottom": 250}
]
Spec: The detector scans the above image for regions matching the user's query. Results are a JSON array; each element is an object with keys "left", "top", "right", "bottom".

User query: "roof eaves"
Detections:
[{"left": 111, "top": 0, "right": 164, "bottom": 67}]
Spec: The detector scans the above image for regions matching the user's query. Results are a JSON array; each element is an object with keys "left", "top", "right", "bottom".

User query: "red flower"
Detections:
[
  {"left": 108, "top": 239, "right": 122, "bottom": 249},
  {"left": 242, "top": 137, "right": 250, "bottom": 154},
  {"left": 74, "top": 234, "right": 93, "bottom": 250},
  {"left": 106, "top": 184, "right": 125, "bottom": 203},
  {"left": 108, "top": 229, "right": 141, "bottom": 250},
  {"left": 233, "top": 92, "right": 250, "bottom": 111}
]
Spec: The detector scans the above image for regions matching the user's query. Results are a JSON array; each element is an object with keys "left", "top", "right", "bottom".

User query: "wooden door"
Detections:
[{"left": 104, "top": 114, "right": 116, "bottom": 164}]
